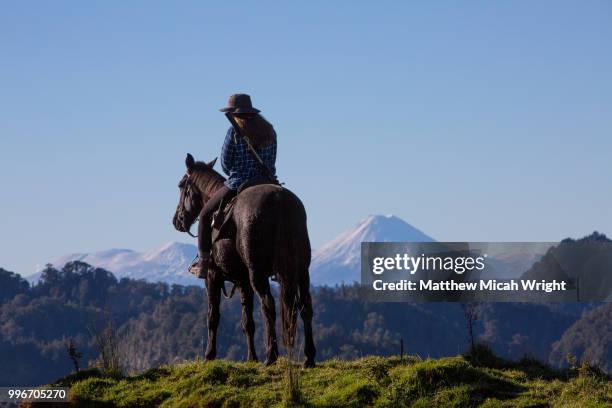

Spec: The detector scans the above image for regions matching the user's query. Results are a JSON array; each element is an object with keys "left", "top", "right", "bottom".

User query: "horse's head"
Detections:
[{"left": 172, "top": 153, "right": 217, "bottom": 233}]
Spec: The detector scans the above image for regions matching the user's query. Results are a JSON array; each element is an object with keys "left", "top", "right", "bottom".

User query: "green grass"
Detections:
[{"left": 49, "top": 355, "right": 611, "bottom": 408}]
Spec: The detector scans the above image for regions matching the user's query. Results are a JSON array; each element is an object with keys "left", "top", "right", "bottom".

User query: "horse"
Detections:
[{"left": 172, "top": 153, "right": 316, "bottom": 368}]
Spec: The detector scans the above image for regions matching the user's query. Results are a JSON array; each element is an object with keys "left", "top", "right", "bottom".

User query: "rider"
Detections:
[{"left": 189, "top": 93, "right": 277, "bottom": 277}]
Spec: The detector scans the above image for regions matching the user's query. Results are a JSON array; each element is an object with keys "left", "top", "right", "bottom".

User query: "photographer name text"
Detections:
[{"left": 372, "top": 279, "right": 567, "bottom": 293}]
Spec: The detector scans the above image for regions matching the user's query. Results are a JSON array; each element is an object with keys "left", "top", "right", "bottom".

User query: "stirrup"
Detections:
[
  {"left": 188, "top": 255, "right": 210, "bottom": 279},
  {"left": 212, "top": 210, "right": 224, "bottom": 229}
]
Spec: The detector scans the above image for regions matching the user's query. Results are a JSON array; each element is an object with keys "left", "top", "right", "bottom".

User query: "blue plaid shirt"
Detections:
[{"left": 220, "top": 126, "right": 277, "bottom": 190}]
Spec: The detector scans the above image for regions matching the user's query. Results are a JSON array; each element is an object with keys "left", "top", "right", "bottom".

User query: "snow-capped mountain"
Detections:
[
  {"left": 29, "top": 242, "right": 199, "bottom": 286},
  {"left": 309, "top": 215, "right": 435, "bottom": 286},
  {"left": 27, "top": 215, "right": 435, "bottom": 287}
]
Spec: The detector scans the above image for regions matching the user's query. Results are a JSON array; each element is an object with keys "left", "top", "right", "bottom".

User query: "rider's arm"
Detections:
[
  {"left": 220, "top": 127, "right": 235, "bottom": 175},
  {"left": 266, "top": 130, "right": 277, "bottom": 175}
]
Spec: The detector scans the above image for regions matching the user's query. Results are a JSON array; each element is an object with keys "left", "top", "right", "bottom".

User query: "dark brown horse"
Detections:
[{"left": 172, "top": 153, "right": 315, "bottom": 367}]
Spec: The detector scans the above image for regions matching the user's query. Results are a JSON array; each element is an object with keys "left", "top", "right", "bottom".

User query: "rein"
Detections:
[
  {"left": 181, "top": 170, "right": 238, "bottom": 298},
  {"left": 221, "top": 282, "right": 237, "bottom": 299},
  {"left": 188, "top": 253, "right": 237, "bottom": 299}
]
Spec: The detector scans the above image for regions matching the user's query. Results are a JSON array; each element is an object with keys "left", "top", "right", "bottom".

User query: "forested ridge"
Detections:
[{"left": 0, "top": 262, "right": 608, "bottom": 386}]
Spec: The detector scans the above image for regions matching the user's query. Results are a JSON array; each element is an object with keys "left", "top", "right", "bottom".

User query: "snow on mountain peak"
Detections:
[
  {"left": 142, "top": 242, "right": 195, "bottom": 263},
  {"left": 26, "top": 215, "right": 434, "bottom": 287},
  {"left": 29, "top": 242, "right": 199, "bottom": 286},
  {"left": 310, "top": 214, "right": 435, "bottom": 285}
]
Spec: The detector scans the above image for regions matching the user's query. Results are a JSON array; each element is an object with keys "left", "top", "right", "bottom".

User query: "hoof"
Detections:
[{"left": 303, "top": 359, "right": 316, "bottom": 369}]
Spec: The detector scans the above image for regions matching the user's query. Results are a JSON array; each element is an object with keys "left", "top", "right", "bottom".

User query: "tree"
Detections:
[
  {"left": 461, "top": 302, "right": 480, "bottom": 350},
  {"left": 66, "top": 339, "right": 83, "bottom": 373},
  {"left": 0, "top": 268, "right": 29, "bottom": 304}
]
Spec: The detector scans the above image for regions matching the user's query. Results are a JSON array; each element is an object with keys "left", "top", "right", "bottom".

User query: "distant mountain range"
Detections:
[
  {"left": 27, "top": 215, "right": 434, "bottom": 286},
  {"left": 519, "top": 232, "right": 612, "bottom": 301},
  {"left": 29, "top": 242, "right": 198, "bottom": 286},
  {"left": 30, "top": 215, "right": 595, "bottom": 288}
]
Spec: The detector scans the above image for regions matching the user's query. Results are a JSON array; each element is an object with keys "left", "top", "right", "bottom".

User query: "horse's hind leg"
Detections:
[
  {"left": 299, "top": 273, "right": 316, "bottom": 368},
  {"left": 251, "top": 275, "right": 279, "bottom": 365},
  {"left": 239, "top": 283, "right": 258, "bottom": 362}
]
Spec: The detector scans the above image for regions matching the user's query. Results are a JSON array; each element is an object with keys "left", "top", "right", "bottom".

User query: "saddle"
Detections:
[{"left": 211, "top": 177, "right": 279, "bottom": 244}]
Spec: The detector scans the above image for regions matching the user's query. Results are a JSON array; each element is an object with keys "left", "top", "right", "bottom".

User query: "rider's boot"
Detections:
[{"left": 189, "top": 252, "right": 211, "bottom": 279}]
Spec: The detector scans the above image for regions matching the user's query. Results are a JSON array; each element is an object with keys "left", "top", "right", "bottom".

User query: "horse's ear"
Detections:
[
  {"left": 207, "top": 157, "right": 218, "bottom": 168},
  {"left": 185, "top": 153, "right": 195, "bottom": 173}
]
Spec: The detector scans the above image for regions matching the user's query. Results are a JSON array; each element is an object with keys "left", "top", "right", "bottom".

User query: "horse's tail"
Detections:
[{"left": 274, "top": 190, "right": 310, "bottom": 349}]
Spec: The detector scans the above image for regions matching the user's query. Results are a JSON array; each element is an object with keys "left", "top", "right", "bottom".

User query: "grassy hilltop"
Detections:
[{"left": 44, "top": 352, "right": 610, "bottom": 408}]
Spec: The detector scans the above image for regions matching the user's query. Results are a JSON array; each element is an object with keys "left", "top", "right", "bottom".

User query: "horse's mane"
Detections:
[
  {"left": 191, "top": 160, "right": 226, "bottom": 197},
  {"left": 193, "top": 161, "right": 226, "bottom": 180}
]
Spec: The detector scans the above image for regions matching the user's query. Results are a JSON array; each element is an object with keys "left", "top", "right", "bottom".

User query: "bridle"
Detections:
[
  {"left": 178, "top": 172, "right": 237, "bottom": 299},
  {"left": 179, "top": 173, "right": 201, "bottom": 238}
]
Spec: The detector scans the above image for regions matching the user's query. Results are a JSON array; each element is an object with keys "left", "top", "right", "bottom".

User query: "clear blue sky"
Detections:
[{"left": 1, "top": 1, "right": 611, "bottom": 275}]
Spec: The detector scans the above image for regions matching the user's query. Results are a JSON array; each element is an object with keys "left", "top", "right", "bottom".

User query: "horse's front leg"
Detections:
[
  {"left": 240, "top": 283, "right": 258, "bottom": 361},
  {"left": 205, "top": 274, "right": 222, "bottom": 361}
]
